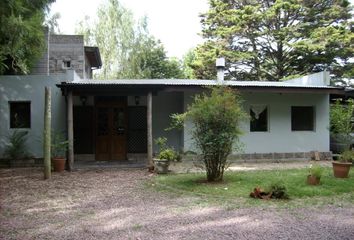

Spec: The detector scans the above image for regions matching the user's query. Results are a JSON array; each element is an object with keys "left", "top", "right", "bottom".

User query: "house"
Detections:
[
  {"left": 0, "top": 33, "right": 101, "bottom": 165},
  {"left": 0, "top": 34, "right": 346, "bottom": 168}
]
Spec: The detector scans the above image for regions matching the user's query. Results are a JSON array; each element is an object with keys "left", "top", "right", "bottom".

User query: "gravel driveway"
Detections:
[{"left": 1, "top": 167, "right": 353, "bottom": 240}]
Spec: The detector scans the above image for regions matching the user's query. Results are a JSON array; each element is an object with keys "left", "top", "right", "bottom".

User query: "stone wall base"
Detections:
[
  {"left": 0, "top": 158, "right": 37, "bottom": 168},
  {"left": 127, "top": 153, "right": 147, "bottom": 163},
  {"left": 73, "top": 153, "right": 147, "bottom": 163},
  {"left": 182, "top": 151, "right": 333, "bottom": 163}
]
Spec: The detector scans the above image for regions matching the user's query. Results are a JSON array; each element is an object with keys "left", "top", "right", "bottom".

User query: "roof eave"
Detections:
[
  {"left": 56, "top": 82, "right": 345, "bottom": 96},
  {"left": 84, "top": 46, "right": 102, "bottom": 69}
]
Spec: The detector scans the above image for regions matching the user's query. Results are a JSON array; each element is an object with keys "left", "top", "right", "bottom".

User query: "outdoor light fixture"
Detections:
[
  {"left": 80, "top": 96, "right": 87, "bottom": 106},
  {"left": 135, "top": 96, "right": 140, "bottom": 105}
]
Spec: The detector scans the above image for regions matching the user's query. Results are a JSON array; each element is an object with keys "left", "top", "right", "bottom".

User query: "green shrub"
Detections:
[
  {"left": 339, "top": 150, "right": 354, "bottom": 163},
  {"left": 267, "top": 183, "right": 289, "bottom": 199},
  {"left": 159, "top": 149, "right": 177, "bottom": 161},
  {"left": 330, "top": 99, "right": 354, "bottom": 151},
  {"left": 171, "top": 86, "right": 247, "bottom": 182},
  {"left": 4, "top": 130, "right": 29, "bottom": 160},
  {"left": 155, "top": 137, "right": 167, "bottom": 153}
]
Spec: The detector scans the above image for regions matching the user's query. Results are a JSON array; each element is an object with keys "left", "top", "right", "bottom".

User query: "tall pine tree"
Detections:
[{"left": 192, "top": 0, "right": 354, "bottom": 81}]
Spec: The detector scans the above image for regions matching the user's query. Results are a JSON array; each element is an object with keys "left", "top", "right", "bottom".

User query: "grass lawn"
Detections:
[{"left": 151, "top": 167, "right": 354, "bottom": 208}]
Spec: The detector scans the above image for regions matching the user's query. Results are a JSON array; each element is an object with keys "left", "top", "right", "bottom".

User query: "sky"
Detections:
[
  {"left": 49, "top": 0, "right": 354, "bottom": 59},
  {"left": 49, "top": 0, "right": 209, "bottom": 59}
]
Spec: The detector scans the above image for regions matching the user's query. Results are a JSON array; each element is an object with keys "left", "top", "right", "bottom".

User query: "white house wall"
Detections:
[
  {"left": 0, "top": 74, "right": 68, "bottom": 158},
  {"left": 152, "top": 92, "right": 184, "bottom": 153},
  {"left": 183, "top": 91, "right": 330, "bottom": 154},
  {"left": 0, "top": 76, "right": 331, "bottom": 159}
]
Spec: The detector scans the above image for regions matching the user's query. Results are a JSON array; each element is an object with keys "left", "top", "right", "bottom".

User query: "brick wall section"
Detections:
[{"left": 49, "top": 35, "right": 84, "bottom": 78}]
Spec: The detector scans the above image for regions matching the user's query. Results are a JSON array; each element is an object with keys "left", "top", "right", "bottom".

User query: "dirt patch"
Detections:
[{"left": 1, "top": 167, "right": 353, "bottom": 240}]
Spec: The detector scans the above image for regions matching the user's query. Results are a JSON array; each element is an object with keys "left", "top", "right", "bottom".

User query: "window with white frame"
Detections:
[
  {"left": 62, "top": 60, "right": 71, "bottom": 69},
  {"left": 250, "top": 105, "right": 268, "bottom": 132}
]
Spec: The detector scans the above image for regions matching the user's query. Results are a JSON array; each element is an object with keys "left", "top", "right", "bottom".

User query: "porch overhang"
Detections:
[{"left": 56, "top": 79, "right": 346, "bottom": 96}]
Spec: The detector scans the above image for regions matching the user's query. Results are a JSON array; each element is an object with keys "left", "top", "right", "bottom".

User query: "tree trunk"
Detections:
[{"left": 43, "top": 87, "right": 51, "bottom": 179}]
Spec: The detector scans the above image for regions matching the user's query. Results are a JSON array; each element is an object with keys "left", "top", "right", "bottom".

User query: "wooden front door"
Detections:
[{"left": 95, "top": 101, "right": 127, "bottom": 161}]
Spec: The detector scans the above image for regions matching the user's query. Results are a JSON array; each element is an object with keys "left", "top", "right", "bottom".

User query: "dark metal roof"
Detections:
[
  {"left": 56, "top": 79, "right": 345, "bottom": 96},
  {"left": 60, "top": 79, "right": 341, "bottom": 89}
]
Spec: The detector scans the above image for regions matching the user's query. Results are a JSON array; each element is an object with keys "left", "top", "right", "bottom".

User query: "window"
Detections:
[
  {"left": 9, "top": 102, "right": 31, "bottom": 128},
  {"left": 291, "top": 106, "right": 315, "bottom": 131},
  {"left": 63, "top": 60, "right": 71, "bottom": 69},
  {"left": 250, "top": 105, "right": 268, "bottom": 132}
]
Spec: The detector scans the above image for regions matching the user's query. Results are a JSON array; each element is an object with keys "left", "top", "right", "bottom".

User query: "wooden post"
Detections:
[
  {"left": 67, "top": 90, "right": 74, "bottom": 171},
  {"left": 43, "top": 87, "right": 51, "bottom": 179},
  {"left": 147, "top": 92, "right": 153, "bottom": 168}
]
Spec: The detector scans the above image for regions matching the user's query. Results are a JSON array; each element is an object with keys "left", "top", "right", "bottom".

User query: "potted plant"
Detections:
[
  {"left": 51, "top": 131, "right": 69, "bottom": 172},
  {"left": 330, "top": 99, "right": 354, "bottom": 153},
  {"left": 153, "top": 137, "right": 177, "bottom": 174},
  {"left": 307, "top": 164, "right": 323, "bottom": 185},
  {"left": 332, "top": 150, "right": 353, "bottom": 178},
  {"left": 330, "top": 99, "right": 354, "bottom": 178}
]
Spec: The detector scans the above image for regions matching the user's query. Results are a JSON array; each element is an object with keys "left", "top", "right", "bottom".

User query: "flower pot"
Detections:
[
  {"left": 307, "top": 175, "right": 320, "bottom": 185},
  {"left": 332, "top": 161, "right": 351, "bottom": 178},
  {"left": 153, "top": 159, "right": 169, "bottom": 174},
  {"left": 53, "top": 157, "right": 66, "bottom": 172}
]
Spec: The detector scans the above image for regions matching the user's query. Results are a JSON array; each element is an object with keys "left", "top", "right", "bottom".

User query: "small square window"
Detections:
[
  {"left": 291, "top": 106, "right": 315, "bottom": 131},
  {"left": 9, "top": 102, "right": 31, "bottom": 128},
  {"left": 250, "top": 105, "right": 268, "bottom": 132},
  {"left": 63, "top": 60, "right": 71, "bottom": 69}
]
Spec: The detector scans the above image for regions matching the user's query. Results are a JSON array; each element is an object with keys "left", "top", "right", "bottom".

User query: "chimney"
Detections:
[{"left": 216, "top": 57, "right": 225, "bottom": 83}]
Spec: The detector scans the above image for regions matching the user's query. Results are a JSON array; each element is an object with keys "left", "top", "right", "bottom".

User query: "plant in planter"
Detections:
[
  {"left": 332, "top": 150, "right": 353, "bottom": 178},
  {"left": 330, "top": 99, "right": 354, "bottom": 178},
  {"left": 307, "top": 164, "right": 323, "bottom": 185},
  {"left": 153, "top": 137, "right": 177, "bottom": 174},
  {"left": 51, "top": 131, "right": 69, "bottom": 172},
  {"left": 330, "top": 99, "right": 354, "bottom": 153}
]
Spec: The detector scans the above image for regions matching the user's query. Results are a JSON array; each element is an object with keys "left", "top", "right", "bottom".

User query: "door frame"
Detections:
[{"left": 94, "top": 96, "right": 128, "bottom": 161}]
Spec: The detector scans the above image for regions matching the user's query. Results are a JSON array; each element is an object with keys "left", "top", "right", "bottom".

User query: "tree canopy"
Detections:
[
  {"left": 76, "top": 0, "right": 184, "bottom": 79},
  {"left": 0, "top": 0, "right": 55, "bottom": 75},
  {"left": 190, "top": 0, "right": 354, "bottom": 81}
]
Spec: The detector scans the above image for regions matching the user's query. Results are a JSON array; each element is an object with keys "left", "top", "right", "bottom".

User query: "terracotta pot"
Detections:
[
  {"left": 332, "top": 161, "right": 351, "bottom": 178},
  {"left": 307, "top": 175, "right": 320, "bottom": 185},
  {"left": 53, "top": 157, "right": 66, "bottom": 172}
]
